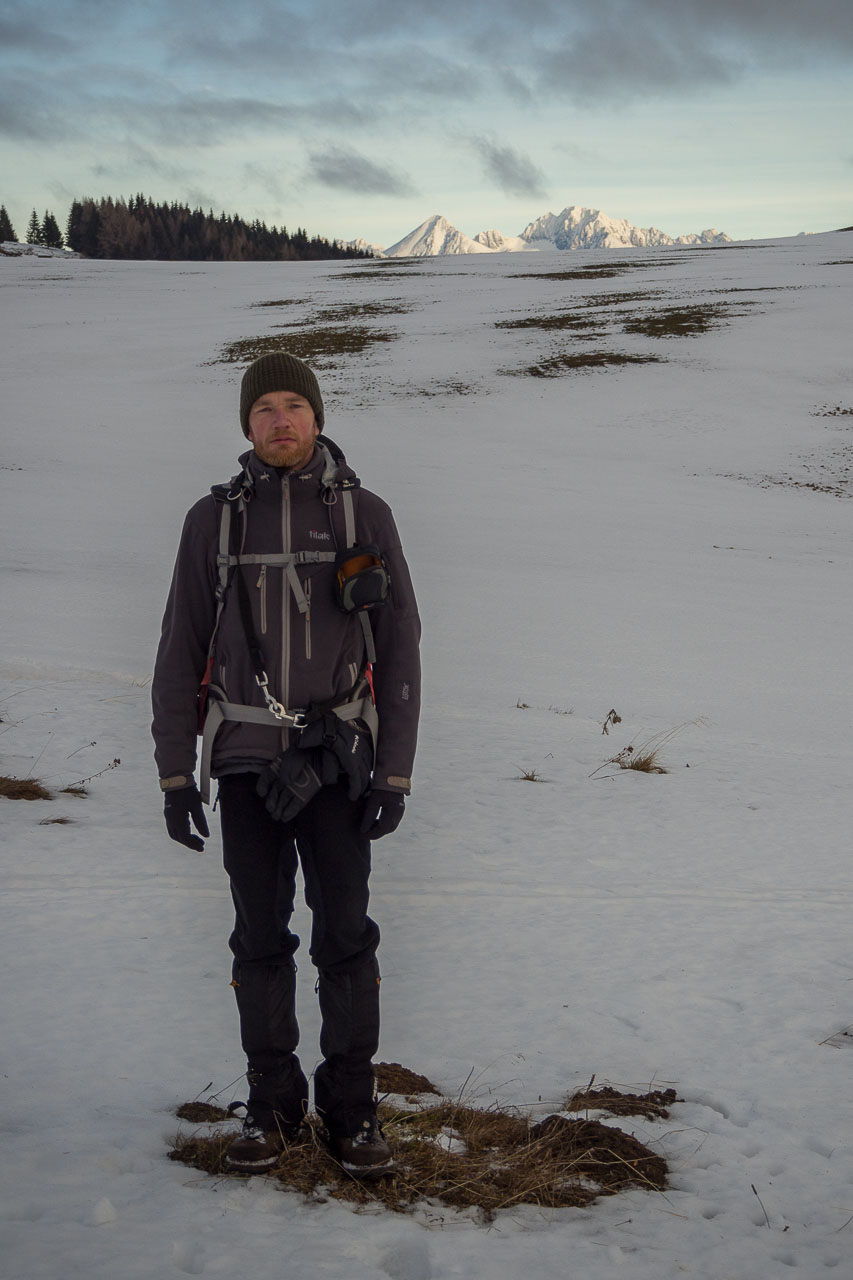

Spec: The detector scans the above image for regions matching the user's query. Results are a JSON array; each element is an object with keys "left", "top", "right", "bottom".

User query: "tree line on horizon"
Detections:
[
  {"left": 1, "top": 206, "right": 65, "bottom": 248},
  {"left": 1, "top": 196, "right": 372, "bottom": 261}
]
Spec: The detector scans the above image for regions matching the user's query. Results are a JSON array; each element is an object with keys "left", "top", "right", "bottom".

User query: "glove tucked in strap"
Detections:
[{"left": 255, "top": 714, "right": 374, "bottom": 823}]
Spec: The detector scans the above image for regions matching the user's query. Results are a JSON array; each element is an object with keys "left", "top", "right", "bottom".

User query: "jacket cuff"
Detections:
[
  {"left": 159, "top": 775, "right": 193, "bottom": 792},
  {"left": 375, "top": 775, "right": 411, "bottom": 795}
]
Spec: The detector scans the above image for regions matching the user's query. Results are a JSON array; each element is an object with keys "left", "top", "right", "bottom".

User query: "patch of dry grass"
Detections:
[
  {"left": 0, "top": 775, "right": 52, "bottom": 801},
  {"left": 508, "top": 351, "right": 663, "bottom": 377},
  {"left": 515, "top": 766, "right": 545, "bottom": 782},
  {"left": 565, "top": 1084, "right": 678, "bottom": 1121},
  {"left": 248, "top": 299, "right": 306, "bottom": 309},
  {"left": 495, "top": 312, "right": 609, "bottom": 333},
  {"left": 175, "top": 1101, "right": 232, "bottom": 1123},
  {"left": 621, "top": 303, "right": 744, "bottom": 338},
  {"left": 375, "top": 1063, "right": 440, "bottom": 1096},
  {"left": 336, "top": 268, "right": 425, "bottom": 280},
  {"left": 591, "top": 719, "right": 706, "bottom": 778},
  {"left": 168, "top": 1092, "right": 669, "bottom": 1221},
  {"left": 814, "top": 403, "right": 853, "bottom": 417},
  {"left": 314, "top": 301, "right": 412, "bottom": 322},
  {"left": 212, "top": 326, "right": 399, "bottom": 367}
]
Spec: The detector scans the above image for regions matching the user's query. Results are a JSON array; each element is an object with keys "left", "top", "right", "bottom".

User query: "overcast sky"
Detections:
[{"left": 1, "top": 0, "right": 851, "bottom": 247}]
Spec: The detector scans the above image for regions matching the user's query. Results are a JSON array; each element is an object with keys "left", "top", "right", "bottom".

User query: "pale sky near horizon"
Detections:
[{"left": 1, "top": 0, "right": 851, "bottom": 248}]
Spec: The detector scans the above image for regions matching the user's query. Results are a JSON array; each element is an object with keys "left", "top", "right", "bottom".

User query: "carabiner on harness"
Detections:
[{"left": 255, "top": 672, "right": 307, "bottom": 729}]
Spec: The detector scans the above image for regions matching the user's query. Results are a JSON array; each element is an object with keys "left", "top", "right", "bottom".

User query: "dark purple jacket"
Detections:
[{"left": 152, "top": 443, "right": 420, "bottom": 795}]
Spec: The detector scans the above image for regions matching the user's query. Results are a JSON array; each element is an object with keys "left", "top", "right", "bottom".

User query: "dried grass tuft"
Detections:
[
  {"left": 375, "top": 1062, "right": 440, "bottom": 1096},
  {"left": 510, "top": 351, "right": 663, "bottom": 378},
  {"left": 212, "top": 325, "right": 398, "bottom": 368},
  {"left": 175, "top": 1101, "right": 231, "bottom": 1123},
  {"left": 591, "top": 719, "right": 706, "bottom": 779},
  {"left": 565, "top": 1084, "right": 678, "bottom": 1121},
  {"left": 168, "top": 1087, "right": 670, "bottom": 1221},
  {"left": 0, "top": 775, "right": 52, "bottom": 801}
]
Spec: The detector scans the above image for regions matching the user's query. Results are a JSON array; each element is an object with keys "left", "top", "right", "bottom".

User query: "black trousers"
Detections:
[{"left": 218, "top": 773, "right": 381, "bottom": 1131}]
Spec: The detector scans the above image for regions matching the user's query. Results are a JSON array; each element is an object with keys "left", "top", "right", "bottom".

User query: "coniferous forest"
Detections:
[{"left": 9, "top": 195, "right": 370, "bottom": 261}]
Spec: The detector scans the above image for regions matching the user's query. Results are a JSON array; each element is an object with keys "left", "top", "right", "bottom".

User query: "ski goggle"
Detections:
[{"left": 335, "top": 544, "right": 390, "bottom": 612}]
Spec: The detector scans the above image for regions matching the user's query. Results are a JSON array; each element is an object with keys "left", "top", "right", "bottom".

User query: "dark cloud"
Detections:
[
  {"left": 0, "top": 15, "right": 75, "bottom": 55},
  {"left": 306, "top": 146, "right": 416, "bottom": 197},
  {"left": 531, "top": 0, "right": 853, "bottom": 98},
  {"left": 470, "top": 137, "right": 548, "bottom": 200},
  {"left": 2, "top": 0, "right": 851, "bottom": 154},
  {"left": 358, "top": 45, "right": 481, "bottom": 101},
  {"left": 0, "top": 73, "right": 68, "bottom": 141}
]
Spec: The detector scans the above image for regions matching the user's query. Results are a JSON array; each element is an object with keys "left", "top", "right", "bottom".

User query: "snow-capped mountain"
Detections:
[
  {"left": 346, "top": 237, "right": 386, "bottom": 256},
  {"left": 382, "top": 215, "right": 495, "bottom": 257},
  {"left": 519, "top": 206, "right": 730, "bottom": 250},
  {"left": 377, "top": 206, "right": 730, "bottom": 256},
  {"left": 473, "top": 228, "right": 536, "bottom": 252}
]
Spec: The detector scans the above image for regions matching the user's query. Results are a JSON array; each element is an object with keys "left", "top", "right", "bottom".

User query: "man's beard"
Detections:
[{"left": 254, "top": 439, "right": 315, "bottom": 470}]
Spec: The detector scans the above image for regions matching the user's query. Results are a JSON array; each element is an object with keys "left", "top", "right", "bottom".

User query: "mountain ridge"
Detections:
[{"left": 377, "top": 207, "right": 731, "bottom": 256}]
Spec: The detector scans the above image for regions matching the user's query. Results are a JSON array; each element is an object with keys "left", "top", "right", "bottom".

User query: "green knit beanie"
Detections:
[{"left": 239, "top": 352, "right": 325, "bottom": 437}]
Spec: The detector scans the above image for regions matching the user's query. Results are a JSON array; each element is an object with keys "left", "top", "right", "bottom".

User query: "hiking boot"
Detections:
[
  {"left": 224, "top": 1104, "right": 302, "bottom": 1173},
  {"left": 324, "top": 1115, "right": 394, "bottom": 1178}
]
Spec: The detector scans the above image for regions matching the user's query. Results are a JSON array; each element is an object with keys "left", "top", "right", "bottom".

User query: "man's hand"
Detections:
[
  {"left": 359, "top": 790, "right": 405, "bottom": 839},
  {"left": 164, "top": 784, "right": 210, "bottom": 852}
]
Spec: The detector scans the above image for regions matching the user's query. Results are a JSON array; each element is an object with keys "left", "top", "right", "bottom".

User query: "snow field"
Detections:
[{"left": 1, "top": 236, "right": 852, "bottom": 1277}]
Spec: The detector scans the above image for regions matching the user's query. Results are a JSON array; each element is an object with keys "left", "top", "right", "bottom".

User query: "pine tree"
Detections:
[
  {"left": 41, "top": 210, "right": 64, "bottom": 249},
  {"left": 26, "top": 209, "right": 41, "bottom": 244},
  {"left": 0, "top": 205, "right": 16, "bottom": 242}
]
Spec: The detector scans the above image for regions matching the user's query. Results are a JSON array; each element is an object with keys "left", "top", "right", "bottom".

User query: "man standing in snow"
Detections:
[{"left": 151, "top": 352, "right": 420, "bottom": 1176}]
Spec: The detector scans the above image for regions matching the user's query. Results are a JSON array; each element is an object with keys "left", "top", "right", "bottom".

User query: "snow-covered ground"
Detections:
[{"left": 1, "top": 235, "right": 852, "bottom": 1278}]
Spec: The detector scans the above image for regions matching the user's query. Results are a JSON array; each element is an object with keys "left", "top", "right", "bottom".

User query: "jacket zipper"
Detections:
[
  {"left": 305, "top": 578, "right": 312, "bottom": 660},
  {"left": 280, "top": 474, "right": 291, "bottom": 745},
  {"left": 256, "top": 565, "right": 267, "bottom": 635}
]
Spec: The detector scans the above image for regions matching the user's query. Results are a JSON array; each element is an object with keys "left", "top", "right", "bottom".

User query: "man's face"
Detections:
[{"left": 247, "top": 390, "right": 319, "bottom": 469}]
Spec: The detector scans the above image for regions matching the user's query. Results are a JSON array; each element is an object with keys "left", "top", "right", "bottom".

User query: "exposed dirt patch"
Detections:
[
  {"left": 313, "top": 301, "right": 413, "bottom": 322},
  {"left": 248, "top": 299, "right": 306, "bottom": 309},
  {"left": 583, "top": 290, "right": 665, "bottom": 308},
  {"left": 509, "top": 258, "right": 687, "bottom": 283},
  {"left": 394, "top": 379, "right": 477, "bottom": 398},
  {"left": 622, "top": 302, "right": 749, "bottom": 338},
  {"left": 211, "top": 325, "right": 399, "bottom": 368},
  {"left": 507, "top": 351, "right": 664, "bottom": 377},
  {"left": 813, "top": 403, "right": 853, "bottom": 417},
  {"left": 336, "top": 269, "right": 426, "bottom": 281},
  {"left": 509, "top": 267, "right": 634, "bottom": 282},
  {"left": 496, "top": 312, "right": 610, "bottom": 333},
  {"left": 169, "top": 1077, "right": 671, "bottom": 1221}
]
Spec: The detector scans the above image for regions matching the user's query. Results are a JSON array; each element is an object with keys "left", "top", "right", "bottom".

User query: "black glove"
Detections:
[
  {"left": 359, "top": 790, "right": 405, "bottom": 839},
  {"left": 299, "top": 715, "right": 373, "bottom": 802},
  {"left": 256, "top": 748, "right": 327, "bottom": 823},
  {"left": 164, "top": 784, "right": 210, "bottom": 852}
]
